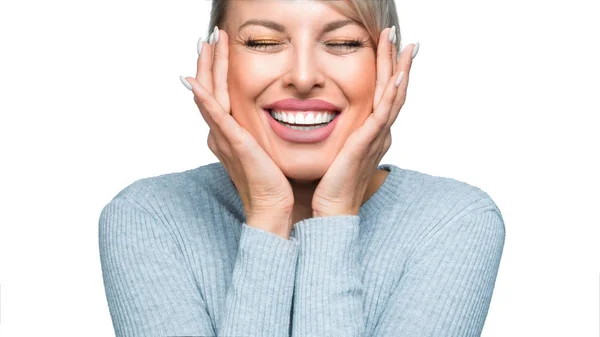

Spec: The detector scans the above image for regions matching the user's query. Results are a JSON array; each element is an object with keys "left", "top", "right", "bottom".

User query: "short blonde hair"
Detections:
[{"left": 207, "top": 0, "right": 402, "bottom": 51}]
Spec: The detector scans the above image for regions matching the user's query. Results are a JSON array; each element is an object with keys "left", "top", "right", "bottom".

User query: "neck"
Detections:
[
  {"left": 288, "top": 168, "right": 390, "bottom": 225},
  {"left": 289, "top": 178, "right": 319, "bottom": 225}
]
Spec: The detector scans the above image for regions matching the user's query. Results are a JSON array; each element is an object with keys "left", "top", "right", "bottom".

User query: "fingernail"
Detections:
[
  {"left": 197, "top": 36, "right": 203, "bottom": 56},
  {"left": 208, "top": 32, "right": 214, "bottom": 45},
  {"left": 180, "top": 76, "right": 192, "bottom": 91},
  {"left": 388, "top": 26, "right": 396, "bottom": 45},
  {"left": 395, "top": 71, "right": 404, "bottom": 87},
  {"left": 213, "top": 25, "right": 219, "bottom": 44},
  {"left": 397, "top": 42, "right": 402, "bottom": 60},
  {"left": 412, "top": 42, "right": 420, "bottom": 59}
]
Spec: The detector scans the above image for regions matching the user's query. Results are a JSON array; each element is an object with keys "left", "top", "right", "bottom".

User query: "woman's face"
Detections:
[{"left": 223, "top": 0, "right": 377, "bottom": 183}]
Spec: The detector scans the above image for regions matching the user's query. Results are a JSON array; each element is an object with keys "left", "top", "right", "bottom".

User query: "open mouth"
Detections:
[
  {"left": 263, "top": 108, "right": 341, "bottom": 143},
  {"left": 265, "top": 109, "right": 341, "bottom": 130}
]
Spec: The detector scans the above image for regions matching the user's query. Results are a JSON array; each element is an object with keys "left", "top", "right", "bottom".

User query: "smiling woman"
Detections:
[
  {"left": 220, "top": 1, "right": 387, "bottom": 185},
  {"left": 98, "top": 0, "right": 505, "bottom": 336}
]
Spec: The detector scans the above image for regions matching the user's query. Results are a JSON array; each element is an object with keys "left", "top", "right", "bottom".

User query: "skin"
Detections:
[{"left": 219, "top": 0, "right": 395, "bottom": 225}]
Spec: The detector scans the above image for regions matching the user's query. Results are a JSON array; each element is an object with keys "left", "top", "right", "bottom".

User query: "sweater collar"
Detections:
[{"left": 208, "top": 162, "right": 405, "bottom": 221}]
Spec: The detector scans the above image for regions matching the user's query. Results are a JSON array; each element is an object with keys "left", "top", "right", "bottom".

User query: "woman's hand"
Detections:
[
  {"left": 312, "top": 27, "right": 419, "bottom": 217},
  {"left": 180, "top": 27, "right": 295, "bottom": 238}
]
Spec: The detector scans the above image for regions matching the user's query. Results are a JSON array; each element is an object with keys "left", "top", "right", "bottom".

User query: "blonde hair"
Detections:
[{"left": 207, "top": 0, "right": 402, "bottom": 51}]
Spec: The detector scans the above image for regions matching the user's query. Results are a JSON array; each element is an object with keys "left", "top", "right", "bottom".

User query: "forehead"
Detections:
[{"left": 226, "top": 0, "right": 355, "bottom": 31}]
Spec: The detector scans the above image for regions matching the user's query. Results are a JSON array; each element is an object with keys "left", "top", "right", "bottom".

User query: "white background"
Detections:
[{"left": 0, "top": 0, "right": 598, "bottom": 336}]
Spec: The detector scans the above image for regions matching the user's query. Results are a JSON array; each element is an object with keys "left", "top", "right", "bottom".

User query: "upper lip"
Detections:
[{"left": 263, "top": 98, "right": 342, "bottom": 112}]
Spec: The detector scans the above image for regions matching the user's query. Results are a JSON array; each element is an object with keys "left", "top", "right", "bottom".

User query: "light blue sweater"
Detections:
[{"left": 98, "top": 162, "right": 505, "bottom": 337}]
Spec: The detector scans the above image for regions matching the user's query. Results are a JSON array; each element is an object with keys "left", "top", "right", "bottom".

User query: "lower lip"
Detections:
[{"left": 264, "top": 109, "right": 340, "bottom": 143}]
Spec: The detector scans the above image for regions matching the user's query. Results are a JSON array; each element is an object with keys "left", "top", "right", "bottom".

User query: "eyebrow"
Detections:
[{"left": 238, "top": 19, "right": 357, "bottom": 34}]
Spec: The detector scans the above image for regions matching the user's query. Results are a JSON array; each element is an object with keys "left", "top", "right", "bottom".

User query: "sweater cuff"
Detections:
[
  {"left": 292, "top": 215, "right": 361, "bottom": 251},
  {"left": 291, "top": 215, "right": 365, "bottom": 336},
  {"left": 240, "top": 222, "right": 299, "bottom": 258},
  {"left": 292, "top": 215, "right": 361, "bottom": 273},
  {"left": 219, "top": 223, "right": 299, "bottom": 336}
]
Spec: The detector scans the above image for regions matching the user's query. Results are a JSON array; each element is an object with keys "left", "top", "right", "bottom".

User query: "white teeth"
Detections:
[
  {"left": 305, "top": 113, "right": 314, "bottom": 124},
  {"left": 314, "top": 113, "right": 322, "bottom": 124},
  {"left": 270, "top": 110, "right": 337, "bottom": 125}
]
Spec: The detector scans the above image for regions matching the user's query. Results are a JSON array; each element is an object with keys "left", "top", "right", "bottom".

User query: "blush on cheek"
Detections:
[{"left": 230, "top": 53, "right": 283, "bottom": 98}]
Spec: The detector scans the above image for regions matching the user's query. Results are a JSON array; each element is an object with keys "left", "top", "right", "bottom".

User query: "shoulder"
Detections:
[
  {"left": 389, "top": 165, "right": 505, "bottom": 243},
  {"left": 386, "top": 167, "right": 506, "bottom": 268},
  {"left": 99, "top": 162, "right": 236, "bottom": 223},
  {"left": 107, "top": 163, "right": 217, "bottom": 205},
  {"left": 396, "top": 166, "right": 502, "bottom": 217}
]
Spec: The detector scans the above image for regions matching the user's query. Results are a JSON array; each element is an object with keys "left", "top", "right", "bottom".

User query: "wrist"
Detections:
[
  {"left": 313, "top": 209, "right": 359, "bottom": 218},
  {"left": 246, "top": 214, "right": 293, "bottom": 239}
]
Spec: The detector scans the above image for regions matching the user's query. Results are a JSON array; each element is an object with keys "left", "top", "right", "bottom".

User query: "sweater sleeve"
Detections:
[
  {"left": 290, "top": 215, "right": 365, "bottom": 337},
  {"left": 99, "top": 195, "right": 299, "bottom": 337},
  {"left": 370, "top": 209, "right": 506, "bottom": 336}
]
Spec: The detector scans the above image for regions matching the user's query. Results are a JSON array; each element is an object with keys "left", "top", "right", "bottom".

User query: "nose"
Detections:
[{"left": 280, "top": 38, "right": 327, "bottom": 94}]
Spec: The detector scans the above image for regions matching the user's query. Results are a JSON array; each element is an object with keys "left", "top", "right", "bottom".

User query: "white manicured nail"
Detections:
[
  {"left": 180, "top": 76, "right": 192, "bottom": 91},
  {"left": 197, "top": 36, "right": 203, "bottom": 56},
  {"left": 412, "top": 42, "right": 420, "bottom": 59},
  {"left": 395, "top": 71, "right": 404, "bottom": 87},
  {"left": 213, "top": 26, "right": 219, "bottom": 44},
  {"left": 388, "top": 26, "right": 396, "bottom": 45},
  {"left": 208, "top": 32, "right": 214, "bottom": 45},
  {"left": 397, "top": 42, "right": 402, "bottom": 60}
]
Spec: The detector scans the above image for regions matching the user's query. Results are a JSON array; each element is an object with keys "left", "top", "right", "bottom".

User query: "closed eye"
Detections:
[{"left": 244, "top": 39, "right": 365, "bottom": 51}]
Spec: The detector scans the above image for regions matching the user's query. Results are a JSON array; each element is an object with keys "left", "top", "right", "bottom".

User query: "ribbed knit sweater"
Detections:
[{"left": 98, "top": 162, "right": 506, "bottom": 337}]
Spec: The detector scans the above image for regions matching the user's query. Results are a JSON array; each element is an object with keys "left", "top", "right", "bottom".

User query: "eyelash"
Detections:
[{"left": 244, "top": 38, "right": 365, "bottom": 51}]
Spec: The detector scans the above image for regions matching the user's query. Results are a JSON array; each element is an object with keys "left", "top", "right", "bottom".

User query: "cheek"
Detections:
[
  {"left": 226, "top": 52, "right": 283, "bottom": 144},
  {"left": 335, "top": 57, "right": 377, "bottom": 125},
  {"left": 227, "top": 53, "right": 268, "bottom": 116},
  {"left": 226, "top": 54, "right": 258, "bottom": 139},
  {"left": 227, "top": 52, "right": 281, "bottom": 116},
  {"left": 344, "top": 61, "right": 376, "bottom": 103},
  {"left": 228, "top": 53, "right": 256, "bottom": 100},
  {"left": 228, "top": 52, "right": 281, "bottom": 94}
]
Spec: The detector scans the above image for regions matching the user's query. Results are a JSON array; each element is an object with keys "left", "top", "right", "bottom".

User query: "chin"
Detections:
[{"left": 277, "top": 159, "right": 328, "bottom": 185}]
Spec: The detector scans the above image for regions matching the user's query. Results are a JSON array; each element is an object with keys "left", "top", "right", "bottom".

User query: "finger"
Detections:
[
  {"left": 196, "top": 32, "right": 215, "bottom": 94},
  {"left": 387, "top": 42, "right": 419, "bottom": 127},
  {"left": 364, "top": 62, "right": 405, "bottom": 139},
  {"left": 392, "top": 42, "right": 397, "bottom": 76},
  {"left": 190, "top": 83, "right": 224, "bottom": 145},
  {"left": 209, "top": 26, "right": 218, "bottom": 60},
  {"left": 373, "top": 26, "right": 396, "bottom": 108},
  {"left": 185, "top": 76, "right": 247, "bottom": 147},
  {"left": 392, "top": 31, "right": 400, "bottom": 76},
  {"left": 348, "top": 76, "right": 398, "bottom": 151},
  {"left": 212, "top": 27, "right": 231, "bottom": 114}
]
